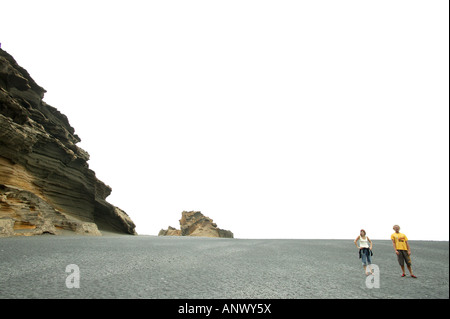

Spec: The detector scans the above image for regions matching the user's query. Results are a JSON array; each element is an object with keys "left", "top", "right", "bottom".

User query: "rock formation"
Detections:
[
  {"left": 0, "top": 48, "right": 136, "bottom": 237},
  {"left": 159, "top": 211, "right": 233, "bottom": 238}
]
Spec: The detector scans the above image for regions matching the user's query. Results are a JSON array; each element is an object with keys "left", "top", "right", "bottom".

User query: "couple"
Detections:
[{"left": 354, "top": 225, "right": 417, "bottom": 278}]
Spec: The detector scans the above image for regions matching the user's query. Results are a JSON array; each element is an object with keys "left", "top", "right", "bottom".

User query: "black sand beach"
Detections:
[{"left": 0, "top": 235, "right": 448, "bottom": 299}]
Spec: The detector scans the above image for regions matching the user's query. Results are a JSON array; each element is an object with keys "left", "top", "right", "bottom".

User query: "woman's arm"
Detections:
[
  {"left": 368, "top": 237, "right": 373, "bottom": 250},
  {"left": 354, "top": 236, "right": 360, "bottom": 248}
]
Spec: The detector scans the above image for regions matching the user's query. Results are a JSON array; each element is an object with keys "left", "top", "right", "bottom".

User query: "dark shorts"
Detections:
[{"left": 397, "top": 250, "right": 412, "bottom": 267}]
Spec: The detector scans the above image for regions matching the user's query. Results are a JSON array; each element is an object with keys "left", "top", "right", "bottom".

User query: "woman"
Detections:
[{"left": 354, "top": 229, "right": 373, "bottom": 275}]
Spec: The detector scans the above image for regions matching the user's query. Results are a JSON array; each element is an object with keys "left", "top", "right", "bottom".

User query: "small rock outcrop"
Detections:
[
  {"left": 159, "top": 211, "right": 234, "bottom": 238},
  {"left": 0, "top": 48, "right": 136, "bottom": 237}
]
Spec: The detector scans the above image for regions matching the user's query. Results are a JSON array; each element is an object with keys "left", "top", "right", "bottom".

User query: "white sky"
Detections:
[{"left": 1, "top": 0, "right": 448, "bottom": 240}]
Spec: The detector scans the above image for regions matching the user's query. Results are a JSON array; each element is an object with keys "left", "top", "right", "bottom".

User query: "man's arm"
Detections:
[
  {"left": 392, "top": 238, "right": 399, "bottom": 255},
  {"left": 406, "top": 241, "right": 411, "bottom": 255}
]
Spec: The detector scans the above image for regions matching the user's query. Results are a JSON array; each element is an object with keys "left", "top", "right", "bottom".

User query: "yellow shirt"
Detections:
[{"left": 391, "top": 232, "right": 409, "bottom": 250}]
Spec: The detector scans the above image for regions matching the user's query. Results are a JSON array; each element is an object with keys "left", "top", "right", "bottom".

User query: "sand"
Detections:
[{"left": 0, "top": 235, "right": 448, "bottom": 299}]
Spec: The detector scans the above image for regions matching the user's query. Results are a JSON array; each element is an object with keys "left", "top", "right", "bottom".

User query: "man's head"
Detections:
[{"left": 393, "top": 225, "right": 400, "bottom": 233}]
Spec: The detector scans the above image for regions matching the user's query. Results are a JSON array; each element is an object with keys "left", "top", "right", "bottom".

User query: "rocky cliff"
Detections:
[
  {"left": 0, "top": 48, "right": 136, "bottom": 237},
  {"left": 159, "top": 211, "right": 233, "bottom": 238}
]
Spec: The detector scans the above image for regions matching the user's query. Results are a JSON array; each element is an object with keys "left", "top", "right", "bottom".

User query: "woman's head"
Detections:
[{"left": 360, "top": 229, "right": 366, "bottom": 236}]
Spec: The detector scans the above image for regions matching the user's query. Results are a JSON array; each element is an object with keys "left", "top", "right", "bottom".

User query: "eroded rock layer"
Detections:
[
  {"left": 0, "top": 48, "right": 136, "bottom": 237},
  {"left": 159, "top": 211, "right": 233, "bottom": 238}
]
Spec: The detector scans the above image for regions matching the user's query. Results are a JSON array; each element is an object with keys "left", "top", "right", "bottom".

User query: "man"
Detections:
[{"left": 391, "top": 225, "right": 417, "bottom": 278}]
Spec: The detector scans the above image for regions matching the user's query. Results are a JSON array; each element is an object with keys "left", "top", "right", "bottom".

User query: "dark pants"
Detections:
[
  {"left": 359, "top": 248, "right": 372, "bottom": 266},
  {"left": 397, "top": 250, "right": 412, "bottom": 267}
]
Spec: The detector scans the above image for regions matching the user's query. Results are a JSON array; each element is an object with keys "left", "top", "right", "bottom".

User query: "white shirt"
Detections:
[{"left": 359, "top": 236, "right": 370, "bottom": 248}]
